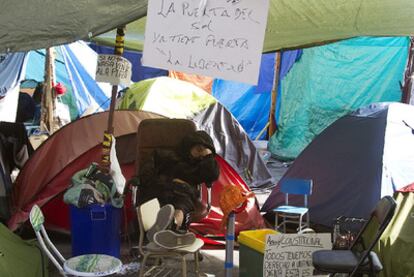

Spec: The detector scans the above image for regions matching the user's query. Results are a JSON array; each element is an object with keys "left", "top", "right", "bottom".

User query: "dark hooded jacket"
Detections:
[{"left": 137, "top": 131, "right": 220, "bottom": 214}]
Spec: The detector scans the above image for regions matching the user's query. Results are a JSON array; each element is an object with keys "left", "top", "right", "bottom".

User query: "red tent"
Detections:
[{"left": 9, "top": 110, "right": 266, "bottom": 234}]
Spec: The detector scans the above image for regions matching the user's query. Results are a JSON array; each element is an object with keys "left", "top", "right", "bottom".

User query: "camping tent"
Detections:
[
  {"left": 261, "top": 102, "right": 414, "bottom": 227},
  {"left": 0, "top": 223, "right": 47, "bottom": 277},
  {"left": 8, "top": 110, "right": 266, "bottom": 234},
  {"left": 118, "top": 76, "right": 274, "bottom": 189},
  {"left": 374, "top": 184, "right": 414, "bottom": 277},
  {"left": 3, "top": 0, "right": 414, "bottom": 53}
]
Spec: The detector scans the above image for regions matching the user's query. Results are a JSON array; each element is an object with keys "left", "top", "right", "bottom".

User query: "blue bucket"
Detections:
[{"left": 69, "top": 204, "right": 122, "bottom": 258}]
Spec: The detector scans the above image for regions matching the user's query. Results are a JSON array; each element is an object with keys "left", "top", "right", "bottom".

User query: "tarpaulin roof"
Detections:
[
  {"left": 93, "top": 0, "right": 414, "bottom": 53},
  {"left": 269, "top": 36, "right": 409, "bottom": 160},
  {"left": 0, "top": 0, "right": 147, "bottom": 53},
  {"left": 3, "top": 0, "right": 414, "bottom": 53}
]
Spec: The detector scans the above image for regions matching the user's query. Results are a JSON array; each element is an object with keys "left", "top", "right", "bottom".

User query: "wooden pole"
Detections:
[
  {"left": 101, "top": 26, "right": 126, "bottom": 172},
  {"left": 268, "top": 51, "right": 281, "bottom": 138},
  {"left": 40, "top": 47, "right": 56, "bottom": 134}
]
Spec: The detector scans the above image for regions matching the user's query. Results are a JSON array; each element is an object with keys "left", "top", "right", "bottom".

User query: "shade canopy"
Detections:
[
  {"left": 94, "top": 0, "right": 414, "bottom": 53},
  {"left": 2, "top": 0, "right": 414, "bottom": 53}
]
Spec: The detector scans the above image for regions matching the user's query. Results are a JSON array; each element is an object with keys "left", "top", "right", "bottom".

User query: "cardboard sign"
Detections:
[
  {"left": 263, "top": 233, "right": 332, "bottom": 277},
  {"left": 143, "top": 0, "right": 270, "bottom": 85},
  {"left": 95, "top": 54, "right": 132, "bottom": 86}
]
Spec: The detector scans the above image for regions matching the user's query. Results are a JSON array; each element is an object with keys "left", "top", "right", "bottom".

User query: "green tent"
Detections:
[
  {"left": 0, "top": 223, "right": 47, "bottom": 277},
  {"left": 94, "top": 0, "right": 414, "bottom": 52},
  {"left": 375, "top": 191, "right": 414, "bottom": 277}
]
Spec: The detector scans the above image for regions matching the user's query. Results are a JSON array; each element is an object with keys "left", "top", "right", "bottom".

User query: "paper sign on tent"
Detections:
[
  {"left": 142, "top": 0, "right": 270, "bottom": 85},
  {"left": 263, "top": 233, "right": 332, "bottom": 277},
  {"left": 96, "top": 54, "right": 132, "bottom": 86}
]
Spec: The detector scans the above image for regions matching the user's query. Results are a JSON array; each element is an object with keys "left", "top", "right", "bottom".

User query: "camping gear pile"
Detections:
[{"left": 64, "top": 162, "right": 123, "bottom": 208}]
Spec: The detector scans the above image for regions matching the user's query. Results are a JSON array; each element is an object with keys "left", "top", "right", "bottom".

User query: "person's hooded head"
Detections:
[{"left": 179, "top": 130, "right": 216, "bottom": 161}]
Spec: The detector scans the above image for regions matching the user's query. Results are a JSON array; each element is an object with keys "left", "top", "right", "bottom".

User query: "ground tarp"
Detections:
[
  {"left": 269, "top": 37, "right": 409, "bottom": 160},
  {"left": 0, "top": 223, "right": 47, "bottom": 277}
]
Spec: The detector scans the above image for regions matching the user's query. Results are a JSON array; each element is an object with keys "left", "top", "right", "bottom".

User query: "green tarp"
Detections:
[
  {"left": 3, "top": 0, "right": 414, "bottom": 53},
  {"left": 0, "top": 223, "right": 47, "bottom": 277},
  {"left": 268, "top": 36, "right": 409, "bottom": 160},
  {"left": 93, "top": 0, "right": 414, "bottom": 53}
]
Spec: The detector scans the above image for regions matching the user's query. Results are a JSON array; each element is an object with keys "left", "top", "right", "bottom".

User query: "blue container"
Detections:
[{"left": 69, "top": 204, "right": 122, "bottom": 258}]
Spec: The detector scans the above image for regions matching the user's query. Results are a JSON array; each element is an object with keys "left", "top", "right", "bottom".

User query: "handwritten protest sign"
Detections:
[
  {"left": 143, "top": 0, "right": 270, "bottom": 85},
  {"left": 263, "top": 233, "right": 332, "bottom": 277},
  {"left": 96, "top": 54, "right": 132, "bottom": 86}
]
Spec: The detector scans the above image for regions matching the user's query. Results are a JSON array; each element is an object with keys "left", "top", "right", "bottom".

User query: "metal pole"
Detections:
[{"left": 225, "top": 212, "right": 236, "bottom": 277}]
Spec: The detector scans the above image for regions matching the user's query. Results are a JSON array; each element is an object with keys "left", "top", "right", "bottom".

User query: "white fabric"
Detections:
[{"left": 109, "top": 135, "right": 126, "bottom": 194}]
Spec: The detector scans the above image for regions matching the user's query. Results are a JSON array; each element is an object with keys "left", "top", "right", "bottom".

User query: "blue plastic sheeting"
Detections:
[
  {"left": 212, "top": 53, "right": 275, "bottom": 140},
  {"left": 212, "top": 51, "right": 301, "bottom": 140},
  {"left": 89, "top": 44, "right": 168, "bottom": 82},
  {"left": 25, "top": 42, "right": 112, "bottom": 119},
  {"left": 0, "top": 53, "right": 27, "bottom": 98},
  {"left": 269, "top": 37, "right": 410, "bottom": 160},
  {"left": 25, "top": 49, "right": 79, "bottom": 119},
  {"left": 61, "top": 44, "right": 111, "bottom": 115}
]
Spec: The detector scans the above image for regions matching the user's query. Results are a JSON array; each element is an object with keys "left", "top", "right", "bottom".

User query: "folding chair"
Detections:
[
  {"left": 29, "top": 205, "right": 122, "bottom": 277},
  {"left": 273, "top": 178, "right": 313, "bottom": 233},
  {"left": 137, "top": 198, "right": 204, "bottom": 277},
  {"left": 312, "top": 196, "right": 397, "bottom": 277}
]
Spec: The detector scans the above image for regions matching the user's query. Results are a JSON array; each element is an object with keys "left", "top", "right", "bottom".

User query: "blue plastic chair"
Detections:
[{"left": 273, "top": 178, "right": 313, "bottom": 233}]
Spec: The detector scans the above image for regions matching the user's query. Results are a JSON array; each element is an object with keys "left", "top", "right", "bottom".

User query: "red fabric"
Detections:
[
  {"left": 9, "top": 146, "right": 265, "bottom": 235},
  {"left": 54, "top": 82, "right": 67, "bottom": 95},
  {"left": 398, "top": 183, "right": 414, "bottom": 192}
]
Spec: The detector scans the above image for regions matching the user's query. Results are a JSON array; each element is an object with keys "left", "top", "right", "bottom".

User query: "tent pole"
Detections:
[
  {"left": 40, "top": 47, "right": 57, "bottom": 134},
  {"left": 268, "top": 51, "right": 281, "bottom": 138},
  {"left": 101, "top": 26, "right": 126, "bottom": 172},
  {"left": 402, "top": 37, "right": 414, "bottom": 104}
]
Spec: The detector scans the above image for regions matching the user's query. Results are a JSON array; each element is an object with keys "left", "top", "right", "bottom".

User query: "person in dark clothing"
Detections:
[{"left": 137, "top": 130, "right": 220, "bottom": 232}]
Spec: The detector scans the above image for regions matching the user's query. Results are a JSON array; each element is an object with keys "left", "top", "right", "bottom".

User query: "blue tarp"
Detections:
[
  {"left": 212, "top": 51, "right": 301, "bottom": 140},
  {"left": 268, "top": 37, "right": 409, "bottom": 160},
  {"left": 25, "top": 41, "right": 112, "bottom": 119}
]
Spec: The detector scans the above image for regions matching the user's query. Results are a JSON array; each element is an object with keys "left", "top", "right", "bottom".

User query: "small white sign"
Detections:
[
  {"left": 96, "top": 54, "right": 132, "bottom": 86},
  {"left": 263, "top": 233, "right": 332, "bottom": 277},
  {"left": 143, "top": 0, "right": 270, "bottom": 85}
]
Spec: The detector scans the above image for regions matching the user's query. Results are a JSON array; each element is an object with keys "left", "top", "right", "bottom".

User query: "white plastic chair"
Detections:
[
  {"left": 137, "top": 198, "right": 204, "bottom": 277},
  {"left": 29, "top": 204, "right": 122, "bottom": 277},
  {"left": 273, "top": 178, "right": 313, "bottom": 233}
]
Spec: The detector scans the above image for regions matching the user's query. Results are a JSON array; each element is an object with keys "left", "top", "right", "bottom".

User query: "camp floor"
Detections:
[{"left": 47, "top": 231, "right": 240, "bottom": 276}]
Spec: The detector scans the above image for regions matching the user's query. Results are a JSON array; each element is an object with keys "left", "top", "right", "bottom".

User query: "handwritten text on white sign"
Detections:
[
  {"left": 143, "top": 0, "right": 270, "bottom": 85},
  {"left": 263, "top": 233, "right": 332, "bottom": 277}
]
